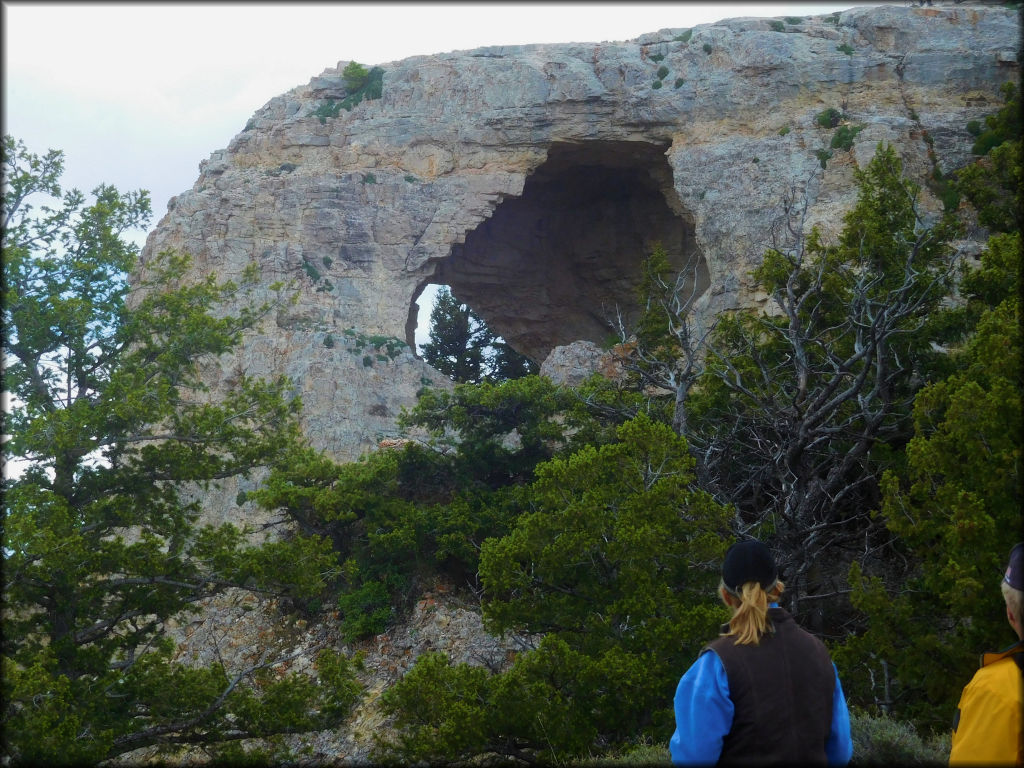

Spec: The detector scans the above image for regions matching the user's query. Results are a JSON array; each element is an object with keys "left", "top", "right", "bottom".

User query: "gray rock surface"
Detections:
[{"left": 138, "top": 3, "right": 1017, "bottom": 465}]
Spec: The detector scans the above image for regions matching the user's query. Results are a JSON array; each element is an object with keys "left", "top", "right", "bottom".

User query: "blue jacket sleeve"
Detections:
[
  {"left": 826, "top": 663, "right": 853, "bottom": 765},
  {"left": 670, "top": 649, "right": 733, "bottom": 765}
]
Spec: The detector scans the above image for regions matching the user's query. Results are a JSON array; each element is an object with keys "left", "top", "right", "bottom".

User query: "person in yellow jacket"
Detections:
[{"left": 949, "top": 542, "right": 1024, "bottom": 766}]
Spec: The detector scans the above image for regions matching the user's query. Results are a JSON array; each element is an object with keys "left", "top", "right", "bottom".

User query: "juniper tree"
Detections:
[{"left": 1, "top": 136, "right": 357, "bottom": 764}]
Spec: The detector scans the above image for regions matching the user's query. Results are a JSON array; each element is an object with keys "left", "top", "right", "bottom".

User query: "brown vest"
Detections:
[{"left": 706, "top": 607, "right": 835, "bottom": 765}]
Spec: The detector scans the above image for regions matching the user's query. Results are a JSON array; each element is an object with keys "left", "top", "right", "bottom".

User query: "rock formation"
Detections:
[
  {"left": 132, "top": 4, "right": 1018, "bottom": 759},
  {"left": 140, "top": 3, "right": 1016, "bottom": 466}
]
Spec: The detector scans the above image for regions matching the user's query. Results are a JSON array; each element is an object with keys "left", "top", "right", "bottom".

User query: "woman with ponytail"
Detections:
[{"left": 669, "top": 539, "right": 853, "bottom": 765}]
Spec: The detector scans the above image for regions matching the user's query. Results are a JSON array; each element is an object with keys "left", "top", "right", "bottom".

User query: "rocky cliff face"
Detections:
[
  {"left": 140, "top": 3, "right": 1017, "bottom": 467},
  {"left": 133, "top": 4, "right": 1017, "bottom": 759}
]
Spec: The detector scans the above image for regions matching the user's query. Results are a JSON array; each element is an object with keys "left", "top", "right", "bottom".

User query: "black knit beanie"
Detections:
[{"left": 722, "top": 539, "right": 778, "bottom": 594}]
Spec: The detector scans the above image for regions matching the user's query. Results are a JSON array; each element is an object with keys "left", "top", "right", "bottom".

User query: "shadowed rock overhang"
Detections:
[{"left": 432, "top": 140, "right": 708, "bottom": 362}]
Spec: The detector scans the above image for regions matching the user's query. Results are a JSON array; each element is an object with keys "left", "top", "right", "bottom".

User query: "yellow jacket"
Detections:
[{"left": 949, "top": 641, "right": 1023, "bottom": 766}]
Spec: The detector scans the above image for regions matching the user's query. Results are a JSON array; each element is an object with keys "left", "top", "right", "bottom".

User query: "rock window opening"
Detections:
[
  {"left": 428, "top": 140, "right": 708, "bottom": 364},
  {"left": 412, "top": 282, "right": 536, "bottom": 384}
]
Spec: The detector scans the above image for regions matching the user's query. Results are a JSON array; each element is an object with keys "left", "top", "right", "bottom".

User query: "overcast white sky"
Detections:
[{"left": 3, "top": 2, "right": 878, "bottom": 341}]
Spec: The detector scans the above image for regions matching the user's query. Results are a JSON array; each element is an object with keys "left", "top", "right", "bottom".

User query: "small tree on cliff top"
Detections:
[{"left": 1, "top": 136, "right": 358, "bottom": 764}]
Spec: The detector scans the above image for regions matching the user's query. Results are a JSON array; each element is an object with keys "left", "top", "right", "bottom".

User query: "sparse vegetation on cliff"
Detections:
[
  {"left": 831, "top": 123, "right": 864, "bottom": 150},
  {"left": 314, "top": 63, "right": 384, "bottom": 123}
]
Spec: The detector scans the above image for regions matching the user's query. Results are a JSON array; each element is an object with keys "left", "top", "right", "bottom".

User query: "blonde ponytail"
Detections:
[{"left": 720, "top": 579, "right": 785, "bottom": 645}]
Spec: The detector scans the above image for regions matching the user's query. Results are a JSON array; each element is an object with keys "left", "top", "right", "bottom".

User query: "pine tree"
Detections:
[
  {"left": 421, "top": 285, "right": 536, "bottom": 383},
  {"left": 2, "top": 136, "right": 358, "bottom": 763}
]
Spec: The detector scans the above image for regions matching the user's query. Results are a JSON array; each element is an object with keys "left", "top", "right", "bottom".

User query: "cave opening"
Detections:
[{"left": 411, "top": 140, "right": 707, "bottom": 365}]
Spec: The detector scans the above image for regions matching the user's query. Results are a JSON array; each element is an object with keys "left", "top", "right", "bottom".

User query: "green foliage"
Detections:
[
  {"left": 588, "top": 739, "right": 671, "bottom": 765},
  {"left": 848, "top": 711, "right": 949, "bottom": 765},
  {"left": 778, "top": 125, "right": 791, "bottom": 136},
  {"left": 362, "top": 172, "right": 376, "bottom": 184},
  {"left": 342, "top": 61, "right": 369, "bottom": 91},
  {"left": 831, "top": 123, "right": 865, "bottom": 151},
  {"left": 839, "top": 90, "right": 1020, "bottom": 729},
  {"left": 816, "top": 107, "right": 843, "bottom": 128},
  {"left": 313, "top": 99, "right": 343, "bottom": 124},
  {"left": 337, "top": 581, "right": 393, "bottom": 642},
  {"left": 420, "top": 285, "right": 536, "bottom": 384},
  {"left": 301, "top": 256, "right": 321, "bottom": 282},
  {"left": 338, "top": 66, "right": 384, "bottom": 112},
  {"left": 342, "top": 328, "right": 407, "bottom": 360},
  {"left": 314, "top": 65, "right": 384, "bottom": 122},
  {"left": 969, "top": 82, "right": 1019, "bottom": 155},
  {"left": 1, "top": 136, "right": 359, "bottom": 761},
  {"left": 674, "top": 29, "right": 692, "bottom": 43},
  {"left": 656, "top": 65, "right": 669, "bottom": 80},
  {"left": 838, "top": 43, "right": 855, "bottom": 55},
  {"left": 253, "top": 366, "right": 667, "bottom": 653},
  {"left": 650, "top": 53, "right": 665, "bottom": 63},
  {"left": 256, "top": 374, "right": 605, "bottom": 641},
  {"left": 401, "top": 375, "right": 574, "bottom": 486},
  {"left": 702, "top": 42, "right": 713, "bottom": 54},
  {"left": 769, "top": 20, "right": 785, "bottom": 32},
  {"left": 815, "top": 148, "right": 833, "bottom": 168},
  {"left": 480, "top": 414, "right": 729, "bottom": 646},
  {"left": 674, "top": 78, "right": 685, "bottom": 89},
  {"left": 652, "top": 80, "right": 663, "bottom": 90},
  {"left": 377, "top": 414, "right": 731, "bottom": 763},
  {"left": 420, "top": 286, "right": 488, "bottom": 383},
  {"left": 684, "top": 144, "right": 958, "bottom": 632},
  {"left": 375, "top": 651, "right": 492, "bottom": 761},
  {"left": 843, "top": 231, "right": 1021, "bottom": 729},
  {"left": 956, "top": 82, "right": 1021, "bottom": 232},
  {"left": 785, "top": 16, "right": 803, "bottom": 24},
  {"left": 928, "top": 166, "right": 961, "bottom": 214}
]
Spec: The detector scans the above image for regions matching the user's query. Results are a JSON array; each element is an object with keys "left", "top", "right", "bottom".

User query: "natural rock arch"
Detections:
[{"left": 414, "top": 140, "right": 706, "bottom": 363}]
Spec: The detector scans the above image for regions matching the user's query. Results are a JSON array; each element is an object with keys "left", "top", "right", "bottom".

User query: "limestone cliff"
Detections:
[
  {"left": 132, "top": 5, "right": 1018, "bottom": 759},
  {"left": 140, "top": 3, "right": 1016, "bottom": 469}
]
